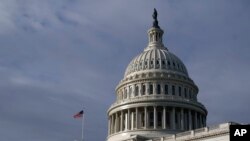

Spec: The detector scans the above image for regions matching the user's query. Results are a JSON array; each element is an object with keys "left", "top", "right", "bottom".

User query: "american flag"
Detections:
[{"left": 73, "top": 110, "right": 84, "bottom": 118}]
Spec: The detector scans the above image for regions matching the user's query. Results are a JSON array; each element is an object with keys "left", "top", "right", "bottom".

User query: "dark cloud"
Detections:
[{"left": 0, "top": 0, "right": 249, "bottom": 141}]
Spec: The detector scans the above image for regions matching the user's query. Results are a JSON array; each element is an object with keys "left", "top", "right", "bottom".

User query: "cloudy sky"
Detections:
[{"left": 0, "top": 0, "right": 249, "bottom": 141}]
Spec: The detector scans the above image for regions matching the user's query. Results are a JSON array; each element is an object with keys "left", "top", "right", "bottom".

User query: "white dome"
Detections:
[{"left": 124, "top": 47, "right": 189, "bottom": 78}]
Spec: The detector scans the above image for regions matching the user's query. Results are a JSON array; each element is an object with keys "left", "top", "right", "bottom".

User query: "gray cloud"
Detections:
[{"left": 0, "top": 0, "right": 249, "bottom": 141}]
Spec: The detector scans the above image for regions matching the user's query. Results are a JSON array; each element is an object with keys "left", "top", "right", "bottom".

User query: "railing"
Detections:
[
  {"left": 194, "top": 127, "right": 206, "bottom": 134},
  {"left": 160, "top": 123, "right": 231, "bottom": 140},
  {"left": 175, "top": 130, "right": 192, "bottom": 137},
  {"left": 109, "top": 95, "right": 205, "bottom": 110}
]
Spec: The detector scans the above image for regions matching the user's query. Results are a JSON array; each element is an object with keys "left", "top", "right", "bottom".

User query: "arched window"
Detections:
[
  {"left": 172, "top": 85, "right": 175, "bottom": 95},
  {"left": 157, "top": 84, "right": 161, "bottom": 94},
  {"left": 162, "top": 60, "right": 165, "bottom": 65},
  {"left": 129, "top": 86, "right": 133, "bottom": 97},
  {"left": 142, "top": 84, "right": 146, "bottom": 95},
  {"left": 121, "top": 91, "right": 124, "bottom": 99},
  {"left": 165, "top": 85, "right": 168, "bottom": 94},
  {"left": 189, "top": 89, "right": 192, "bottom": 99},
  {"left": 179, "top": 86, "right": 182, "bottom": 96},
  {"left": 149, "top": 84, "right": 153, "bottom": 94},
  {"left": 135, "top": 85, "right": 139, "bottom": 96},
  {"left": 124, "top": 88, "right": 127, "bottom": 99},
  {"left": 184, "top": 88, "right": 187, "bottom": 98},
  {"left": 173, "top": 62, "right": 176, "bottom": 67}
]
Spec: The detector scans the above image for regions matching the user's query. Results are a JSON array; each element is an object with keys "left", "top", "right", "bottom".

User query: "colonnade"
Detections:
[
  {"left": 117, "top": 82, "right": 197, "bottom": 101},
  {"left": 108, "top": 106, "right": 206, "bottom": 135}
]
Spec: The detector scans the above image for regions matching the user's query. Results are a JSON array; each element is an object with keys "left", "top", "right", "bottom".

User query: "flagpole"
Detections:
[{"left": 81, "top": 109, "right": 84, "bottom": 141}]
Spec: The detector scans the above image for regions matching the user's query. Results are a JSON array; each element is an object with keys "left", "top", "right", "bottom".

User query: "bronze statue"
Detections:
[
  {"left": 152, "top": 8, "right": 160, "bottom": 28},
  {"left": 153, "top": 8, "right": 158, "bottom": 20}
]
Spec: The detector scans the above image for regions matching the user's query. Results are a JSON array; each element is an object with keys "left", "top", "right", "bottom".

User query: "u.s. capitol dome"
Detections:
[{"left": 107, "top": 9, "right": 207, "bottom": 141}]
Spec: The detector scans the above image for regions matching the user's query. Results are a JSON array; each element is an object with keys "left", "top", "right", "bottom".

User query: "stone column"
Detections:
[
  {"left": 163, "top": 106, "right": 166, "bottom": 129},
  {"left": 131, "top": 112, "right": 134, "bottom": 130},
  {"left": 154, "top": 106, "right": 157, "bottom": 129},
  {"left": 199, "top": 114, "right": 202, "bottom": 128},
  {"left": 181, "top": 86, "right": 183, "bottom": 97},
  {"left": 108, "top": 116, "right": 111, "bottom": 135},
  {"left": 161, "top": 83, "right": 164, "bottom": 95},
  {"left": 202, "top": 115, "right": 206, "bottom": 127},
  {"left": 172, "top": 107, "right": 176, "bottom": 130},
  {"left": 127, "top": 109, "right": 130, "bottom": 130},
  {"left": 144, "top": 107, "right": 148, "bottom": 129},
  {"left": 177, "top": 110, "right": 180, "bottom": 129},
  {"left": 185, "top": 111, "right": 188, "bottom": 130},
  {"left": 189, "top": 110, "right": 192, "bottom": 130},
  {"left": 169, "top": 84, "right": 172, "bottom": 96},
  {"left": 111, "top": 114, "right": 114, "bottom": 133},
  {"left": 153, "top": 83, "right": 156, "bottom": 95},
  {"left": 120, "top": 111, "right": 124, "bottom": 131},
  {"left": 139, "top": 83, "right": 142, "bottom": 96},
  {"left": 133, "top": 84, "right": 136, "bottom": 97},
  {"left": 146, "top": 83, "right": 149, "bottom": 95},
  {"left": 125, "top": 113, "right": 128, "bottom": 130},
  {"left": 136, "top": 107, "right": 138, "bottom": 129},
  {"left": 181, "top": 108, "right": 184, "bottom": 130},
  {"left": 194, "top": 111, "right": 197, "bottom": 129},
  {"left": 115, "top": 113, "right": 118, "bottom": 132},
  {"left": 204, "top": 116, "right": 207, "bottom": 127}
]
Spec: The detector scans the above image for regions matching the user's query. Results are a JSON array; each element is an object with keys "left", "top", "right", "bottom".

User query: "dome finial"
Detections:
[{"left": 152, "top": 8, "right": 160, "bottom": 28}]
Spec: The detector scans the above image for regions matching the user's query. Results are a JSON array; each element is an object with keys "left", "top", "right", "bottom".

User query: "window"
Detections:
[
  {"left": 149, "top": 84, "right": 153, "bottom": 94},
  {"left": 165, "top": 85, "right": 168, "bottom": 94},
  {"left": 172, "top": 85, "right": 175, "bottom": 95},
  {"left": 156, "top": 60, "right": 159, "bottom": 65},
  {"left": 167, "top": 61, "right": 170, "bottom": 66},
  {"left": 142, "top": 84, "right": 146, "bottom": 95},
  {"left": 179, "top": 86, "right": 182, "bottom": 96},
  {"left": 135, "top": 85, "right": 139, "bottom": 96},
  {"left": 162, "top": 60, "right": 165, "bottom": 65},
  {"left": 157, "top": 84, "right": 161, "bottom": 94},
  {"left": 129, "top": 86, "right": 132, "bottom": 97},
  {"left": 184, "top": 88, "right": 187, "bottom": 98}
]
